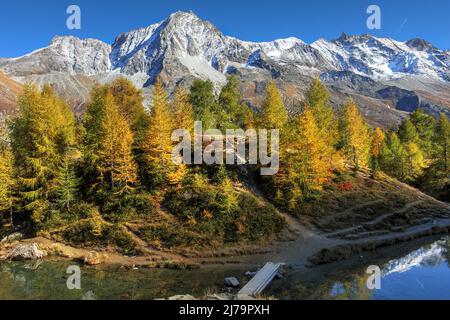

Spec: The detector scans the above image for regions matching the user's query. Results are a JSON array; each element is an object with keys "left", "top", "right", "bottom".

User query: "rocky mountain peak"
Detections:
[{"left": 406, "top": 38, "right": 436, "bottom": 51}]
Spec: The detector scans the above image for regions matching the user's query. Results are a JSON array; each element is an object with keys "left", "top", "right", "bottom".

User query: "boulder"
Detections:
[
  {"left": 6, "top": 243, "right": 46, "bottom": 261},
  {"left": 83, "top": 251, "right": 104, "bottom": 265},
  {"left": 224, "top": 277, "right": 240, "bottom": 288}
]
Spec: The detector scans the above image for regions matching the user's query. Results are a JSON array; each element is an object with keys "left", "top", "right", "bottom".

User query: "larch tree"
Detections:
[
  {"left": 55, "top": 156, "right": 80, "bottom": 211},
  {"left": 370, "top": 127, "right": 386, "bottom": 176},
  {"left": 172, "top": 86, "right": 195, "bottom": 135},
  {"left": 10, "top": 84, "right": 77, "bottom": 225},
  {"left": 170, "top": 86, "right": 195, "bottom": 186},
  {"left": 82, "top": 85, "right": 110, "bottom": 194},
  {"left": 244, "top": 108, "right": 256, "bottom": 130},
  {"left": 403, "top": 142, "right": 425, "bottom": 182},
  {"left": 338, "top": 100, "right": 371, "bottom": 171},
  {"left": 97, "top": 91, "right": 138, "bottom": 195},
  {"left": 107, "top": 77, "right": 150, "bottom": 147},
  {"left": 371, "top": 128, "right": 385, "bottom": 158},
  {"left": 278, "top": 108, "right": 329, "bottom": 209},
  {"left": 420, "top": 113, "right": 449, "bottom": 198},
  {"left": 0, "top": 130, "right": 15, "bottom": 229},
  {"left": 141, "top": 79, "right": 175, "bottom": 189},
  {"left": 306, "top": 78, "right": 338, "bottom": 147},
  {"left": 258, "top": 80, "right": 288, "bottom": 130}
]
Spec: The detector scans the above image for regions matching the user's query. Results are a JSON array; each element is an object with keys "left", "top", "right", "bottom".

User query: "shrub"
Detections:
[
  {"left": 163, "top": 183, "right": 285, "bottom": 247},
  {"left": 139, "top": 224, "right": 206, "bottom": 249},
  {"left": 101, "top": 193, "right": 158, "bottom": 222},
  {"left": 60, "top": 211, "right": 137, "bottom": 254},
  {"left": 337, "top": 182, "right": 353, "bottom": 192}
]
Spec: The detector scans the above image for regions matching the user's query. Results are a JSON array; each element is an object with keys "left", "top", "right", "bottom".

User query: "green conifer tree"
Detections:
[
  {"left": 398, "top": 119, "right": 419, "bottom": 144},
  {"left": 189, "top": 79, "right": 219, "bottom": 129}
]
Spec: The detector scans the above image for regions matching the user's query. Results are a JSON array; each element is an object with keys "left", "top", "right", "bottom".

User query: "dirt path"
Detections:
[
  {"left": 322, "top": 200, "right": 426, "bottom": 239},
  {"left": 320, "top": 199, "right": 385, "bottom": 225},
  {"left": 193, "top": 187, "right": 450, "bottom": 268},
  {"left": 260, "top": 197, "right": 450, "bottom": 267}
]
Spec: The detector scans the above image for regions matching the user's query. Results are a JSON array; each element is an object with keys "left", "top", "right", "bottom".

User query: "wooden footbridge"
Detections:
[{"left": 238, "top": 262, "right": 285, "bottom": 298}]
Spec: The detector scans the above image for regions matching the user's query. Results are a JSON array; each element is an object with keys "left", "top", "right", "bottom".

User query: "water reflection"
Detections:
[
  {"left": 0, "top": 261, "right": 247, "bottom": 300},
  {"left": 268, "top": 236, "right": 450, "bottom": 300},
  {"left": 0, "top": 237, "right": 449, "bottom": 300}
]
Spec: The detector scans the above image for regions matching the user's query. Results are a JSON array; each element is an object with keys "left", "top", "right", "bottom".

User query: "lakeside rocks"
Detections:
[{"left": 5, "top": 243, "right": 46, "bottom": 261}]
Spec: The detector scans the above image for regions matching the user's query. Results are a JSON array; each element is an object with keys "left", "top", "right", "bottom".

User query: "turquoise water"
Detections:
[
  {"left": 372, "top": 239, "right": 450, "bottom": 300},
  {"left": 0, "top": 236, "right": 449, "bottom": 300}
]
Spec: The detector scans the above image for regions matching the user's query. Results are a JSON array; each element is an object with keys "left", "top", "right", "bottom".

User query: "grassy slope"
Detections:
[{"left": 293, "top": 171, "right": 450, "bottom": 238}]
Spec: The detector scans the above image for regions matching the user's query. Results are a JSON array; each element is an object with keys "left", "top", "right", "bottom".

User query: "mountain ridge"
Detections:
[{"left": 0, "top": 10, "right": 449, "bottom": 127}]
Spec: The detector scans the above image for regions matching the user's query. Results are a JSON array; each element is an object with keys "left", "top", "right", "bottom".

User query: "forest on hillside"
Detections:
[{"left": 0, "top": 76, "right": 448, "bottom": 251}]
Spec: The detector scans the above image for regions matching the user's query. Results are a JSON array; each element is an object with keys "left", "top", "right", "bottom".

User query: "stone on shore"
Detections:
[
  {"left": 5, "top": 243, "right": 46, "bottom": 261},
  {"left": 83, "top": 251, "right": 105, "bottom": 265},
  {"left": 167, "top": 295, "right": 197, "bottom": 300},
  {"left": 224, "top": 277, "right": 240, "bottom": 288}
]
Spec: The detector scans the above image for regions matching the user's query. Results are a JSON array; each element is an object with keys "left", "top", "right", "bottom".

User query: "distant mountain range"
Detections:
[{"left": 1, "top": 11, "right": 449, "bottom": 128}]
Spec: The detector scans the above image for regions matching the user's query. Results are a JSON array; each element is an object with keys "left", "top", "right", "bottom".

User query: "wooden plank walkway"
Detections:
[{"left": 238, "top": 262, "right": 284, "bottom": 297}]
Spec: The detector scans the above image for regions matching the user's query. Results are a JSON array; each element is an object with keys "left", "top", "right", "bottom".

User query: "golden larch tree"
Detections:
[
  {"left": 339, "top": 99, "right": 371, "bottom": 170},
  {"left": 278, "top": 108, "right": 330, "bottom": 208},
  {"left": 172, "top": 86, "right": 195, "bottom": 135},
  {"left": 258, "top": 80, "right": 288, "bottom": 130},
  {"left": 371, "top": 127, "right": 385, "bottom": 158},
  {"left": 97, "top": 91, "right": 138, "bottom": 194},
  {"left": 141, "top": 79, "right": 176, "bottom": 188}
]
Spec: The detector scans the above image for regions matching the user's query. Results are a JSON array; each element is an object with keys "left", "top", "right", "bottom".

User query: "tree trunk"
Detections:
[{"left": 10, "top": 207, "right": 14, "bottom": 231}]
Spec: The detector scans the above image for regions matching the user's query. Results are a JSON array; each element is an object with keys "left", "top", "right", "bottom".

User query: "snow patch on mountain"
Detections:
[
  {"left": 179, "top": 54, "right": 226, "bottom": 84},
  {"left": 1, "top": 10, "right": 450, "bottom": 87}
]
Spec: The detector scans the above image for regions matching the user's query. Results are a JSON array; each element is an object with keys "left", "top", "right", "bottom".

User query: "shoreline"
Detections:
[{"left": 1, "top": 216, "right": 450, "bottom": 271}]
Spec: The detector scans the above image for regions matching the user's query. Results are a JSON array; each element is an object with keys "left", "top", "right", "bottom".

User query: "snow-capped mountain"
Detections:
[
  {"left": 312, "top": 34, "right": 450, "bottom": 82},
  {"left": 0, "top": 10, "right": 449, "bottom": 126},
  {"left": 1, "top": 36, "right": 111, "bottom": 76}
]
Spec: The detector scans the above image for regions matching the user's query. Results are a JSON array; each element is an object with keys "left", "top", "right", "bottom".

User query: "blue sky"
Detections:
[{"left": 1, "top": 0, "right": 450, "bottom": 57}]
